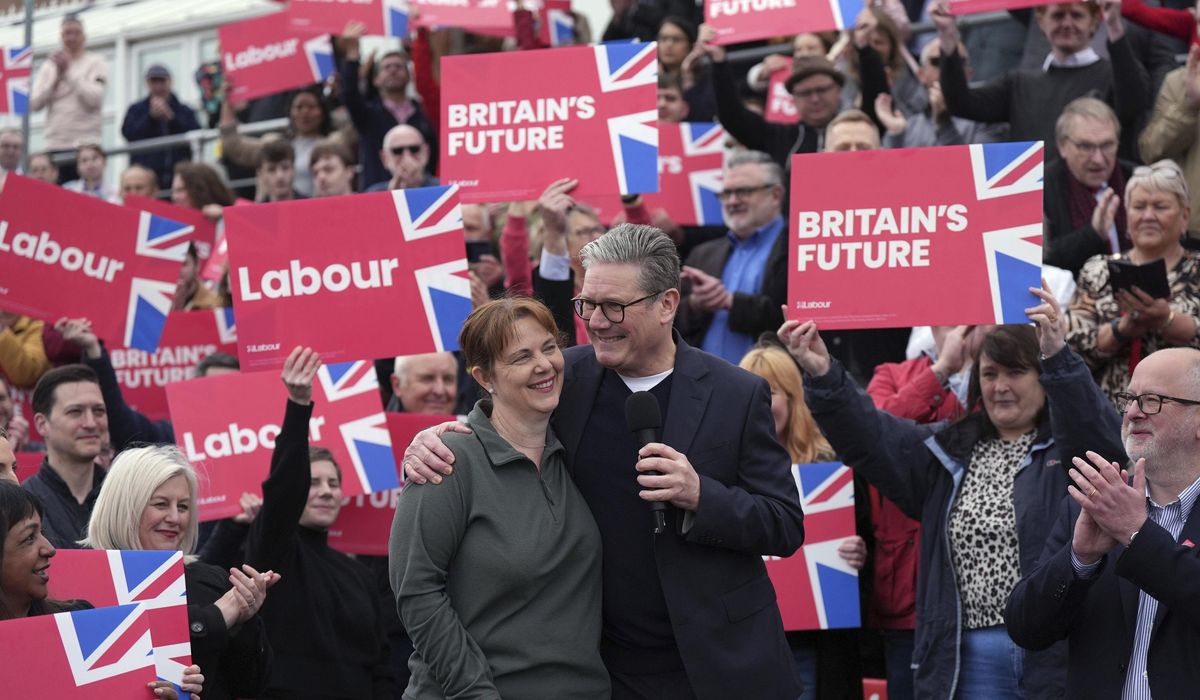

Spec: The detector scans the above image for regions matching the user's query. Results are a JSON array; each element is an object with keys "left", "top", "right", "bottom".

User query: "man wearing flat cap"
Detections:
[
  {"left": 695, "top": 23, "right": 886, "bottom": 170},
  {"left": 121, "top": 63, "right": 201, "bottom": 191}
]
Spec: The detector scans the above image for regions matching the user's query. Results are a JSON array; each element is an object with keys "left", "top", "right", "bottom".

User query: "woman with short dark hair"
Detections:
[{"left": 389, "top": 297, "right": 608, "bottom": 699}]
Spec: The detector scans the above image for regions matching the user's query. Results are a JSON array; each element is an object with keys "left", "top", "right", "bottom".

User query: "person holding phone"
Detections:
[{"left": 1067, "top": 159, "right": 1200, "bottom": 405}]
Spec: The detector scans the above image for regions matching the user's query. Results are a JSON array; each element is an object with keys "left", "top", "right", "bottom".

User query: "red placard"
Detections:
[
  {"left": 112, "top": 309, "right": 238, "bottom": 422},
  {"left": 13, "top": 450, "right": 41, "bottom": 482},
  {"left": 787, "top": 143, "right": 1044, "bottom": 329},
  {"left": 440, "top": 43, "right": 658, "bottom": 203},
  {"left": 641, "top": 122, "right": 725, "bottom": 227},
  {"left": 765, "top": 68, "right": 801, "bottom": 125},
  {"left": 766, "top": 463, "right": 861, "bottom": 630},
  {"left": 49, "top": 550, "right": 192, "bottom": 685},
  {"left": 219, "top": 12, "right": 336, "bottom": 103},
  {"left": 0, "top": 175, "right": 185, "bottom": 352},
  {"left": 949, "top": 0, "right": 1063, "bottom": 14},
  {"left": 0, "top": 604, "right": 157, "bottom": 694},
  {"left": 539, "top": 0, "right": 574, "bottom": 46},
  {"left": 224, "top": 187, "right": 471, "bottom": 372},
  {"left": 123, "top": 195, "right": 218, "bottom": 263},
  {"left": 413, "top": 0, "right": 513, "bottom": 32},
  {"left": 166, "top": 359, "right": 398, "bottom": 521},
  {"left": 328, "top": 412, "right": 454, "bottom": 555},
  {"left": 288, "top": 0, "right": 411, "bottom": 37},
  {"left": 706, "top": 0, "right": 866, "bottom": 44}
]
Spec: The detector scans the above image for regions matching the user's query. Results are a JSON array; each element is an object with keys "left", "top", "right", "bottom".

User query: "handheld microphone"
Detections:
[{"left": 625, "top": 391, "right": 667, "bottom": 534}]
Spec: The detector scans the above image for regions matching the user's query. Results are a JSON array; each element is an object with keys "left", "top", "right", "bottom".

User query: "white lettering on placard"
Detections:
[
  {"left": 445, "top": 96, "right": 596, "bottom": 156},
  {"left": 709, "top": 0, "right": 797, "bottom": 17},
  {"left": 792, "top": 204, "right": 967, "bottom": 272},
  {"left": 223, "top": 39, "right": 301, "bottom": 72},
  {"left": 238, "top": 257, "right": 401, "bottom": 301},
  {"left": 183, "top": 416, "right": 326, "bottom": 461},
  {"left": 0, "top": 221, "right": 126, "bottom": 282}
]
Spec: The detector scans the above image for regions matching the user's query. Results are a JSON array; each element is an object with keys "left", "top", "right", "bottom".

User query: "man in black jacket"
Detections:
[
  {"left": 120, "top": 64, "right": 200, "bottom": 191},
  {"left": 1044, "top": 96, "right": 1134, "bottom": 274},
  {"left": 677, "top": 151, "right": 787, "bottom": 364}
]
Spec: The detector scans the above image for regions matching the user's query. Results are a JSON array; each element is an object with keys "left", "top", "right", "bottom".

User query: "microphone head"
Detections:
[{"left": 625, "top": 391, "right": 662, "bottom": 433}]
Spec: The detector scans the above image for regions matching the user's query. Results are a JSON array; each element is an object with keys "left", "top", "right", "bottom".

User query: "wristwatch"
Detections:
[{"left": 1110, "top": 317, "right": 1129, "bottom": 343}]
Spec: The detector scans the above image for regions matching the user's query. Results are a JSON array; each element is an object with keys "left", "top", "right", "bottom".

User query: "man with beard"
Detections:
[
  {"left": 1006, "top": 347, "right": 1200, "bottom": 697},
  {"left": 675, "top": 151, "right": 786, "bottom": 364}
]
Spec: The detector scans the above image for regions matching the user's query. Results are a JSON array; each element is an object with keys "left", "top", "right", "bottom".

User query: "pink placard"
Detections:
[
  {"left": 787, "top": 143, "right": 1044, "bottom": 329},
  {"left": 440, "top": 43, "right": 658, "bottom": 202},
  {"left": 0, "top": 175, "right": 185, "bottom": 352},
  {"left": 223, "top": 187, "right": 470, "bottom": 372},
  {"left": 219, "top": 12, "right": 336, "bottom": 102},
  {"left": 166, "top": 360, "right": 398, "bottom": 521}
]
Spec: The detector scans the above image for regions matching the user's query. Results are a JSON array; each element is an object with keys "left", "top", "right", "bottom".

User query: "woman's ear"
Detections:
[{"left": 470, "top": 365, "right": 491, "bottom": 393}]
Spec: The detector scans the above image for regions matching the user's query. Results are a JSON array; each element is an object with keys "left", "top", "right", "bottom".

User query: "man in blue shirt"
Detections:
[{"left": 676, "top": 151, "right": 787, "bottom": 364}]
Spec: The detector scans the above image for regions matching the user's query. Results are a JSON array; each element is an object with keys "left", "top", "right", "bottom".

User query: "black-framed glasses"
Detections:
[
  {"left": 390, "top": 144, "right": 423, "bottom": 157},
  {"left": 792, "top": 82, "right": 838, "bottom": 100},
  {"left": 1114, "top": 391, "right": 1200, "bottom": 415},
  {"left": 1065, "top": 138, "right": 1118, "bottom": 157},
  {"left": 573, "top": 291, "right": 663, "bottom": 323},
  {"left": 716, "top": 184, "right": 773, "bottom": 201}
]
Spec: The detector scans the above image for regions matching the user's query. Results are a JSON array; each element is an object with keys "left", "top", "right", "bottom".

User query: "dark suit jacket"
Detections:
[
  {"left": 553, "top": 335, "right": 805, "bottom": 699},
  {"left": 1043, "top": 158, "right": 1135, "bottom": 274},
  {"left": 677, "top": 222, "right": 789, "bottom": 349},
  {"left": 1006, "top": 493, "right": 1200, "bottom": 699}
]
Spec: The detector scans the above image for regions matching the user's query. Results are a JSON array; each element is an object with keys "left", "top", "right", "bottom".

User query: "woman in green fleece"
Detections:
[{"left": 389, "top": 297, "right": 609, "bottom": 699}]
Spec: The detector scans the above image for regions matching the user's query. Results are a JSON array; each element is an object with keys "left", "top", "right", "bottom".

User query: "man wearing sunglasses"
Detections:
[
  {"left": 1007, "top": 347, "right": 1200, "bottom": 697},
  {"left": 367, "top": 124, "right": 438, "bottom": 193}
]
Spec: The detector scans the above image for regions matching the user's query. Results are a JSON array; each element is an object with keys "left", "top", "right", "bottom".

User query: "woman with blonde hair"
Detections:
[
  {"left": 83, "top": 445, "right": 276, "bottom": 700},
  {"left": 738, "top": 343, "right": 868, "bottom": 699}
]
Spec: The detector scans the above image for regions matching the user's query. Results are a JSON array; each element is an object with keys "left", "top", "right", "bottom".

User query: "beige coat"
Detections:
[{"left": 1139, "top": 66, "right": 1200, "bottom": 237}]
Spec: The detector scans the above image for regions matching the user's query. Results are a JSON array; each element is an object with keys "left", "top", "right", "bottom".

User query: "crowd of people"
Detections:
[{"left": 3, "top": 0, "right": 1200, "bottom": 698}]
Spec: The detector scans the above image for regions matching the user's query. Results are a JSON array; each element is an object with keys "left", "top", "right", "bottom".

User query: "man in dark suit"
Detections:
[
  {"left": 120, "top": 64, "right": 200, "bottom": 191},
  {"left": 677, "top": 150, "right": 787, "bottom": 365},
  {"left": 1006, "top": 347, "right": 1200, "bottom": 698},
  {"left": 404, "top": 224, "right": 805, "bottom": 699}
]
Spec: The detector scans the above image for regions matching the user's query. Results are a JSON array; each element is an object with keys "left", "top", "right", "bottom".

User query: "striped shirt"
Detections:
[{"left": 1074, "top": 475, "right": 1200, "bottom": 699}]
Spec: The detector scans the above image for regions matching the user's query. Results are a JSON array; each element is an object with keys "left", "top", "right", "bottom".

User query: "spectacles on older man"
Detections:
[
  {"left": 573, "top": 291, "right": 663, "bottom": 323},
  {"left": 1064, "top": 138, "right": 1117, "bottom": 157},
  {"left": 1114, "top": 391, "right": 1200, "bottom": 415}
]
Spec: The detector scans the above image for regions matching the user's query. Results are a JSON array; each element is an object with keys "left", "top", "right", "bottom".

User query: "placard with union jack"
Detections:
[
  {"left": 220, "top": 12, "right": 336, "bottom": 103},
  {"left": 288, "top": 0, "right": 411, "bottom": 38},
  {"left": 642, "top": 122, "right": 725, "bottom": 226},
  {"left": 539, "top": 0, "right": 575, "bottom": 46},
  {"left": 49, "top": 550, "right": 191, "bottom": 686},
  {"left": 0, "top": 175, "right": 185, "bottom": 352},
  {"left": 705, "top": 0, "right": 866, "bottom": 45},
  {"left": 0, "top": 45, "right": 31, "bottom": 114},
  {"left": 441, "top": 43, "right": 658, "bottom": 202},
  {"left": 224, "top": 186, "right": 471, "bottom": 371},
  {"left": 0, "top": 603, "right": 157, "bottom": 695},
  {"left": 787, "top": 142, "right": 1043, "bottom": 329},
  {"left": 167, "top": 358, "right": 400, "bottom": 521},
  {"left": 765, "top": 462, "right": 861, "bottom": 630},
  {"left": 413, "top": 0, "right": 513, "bottom": 32},
  {"left": 111, "top": 308, "right": 239, "bottom": 422}
]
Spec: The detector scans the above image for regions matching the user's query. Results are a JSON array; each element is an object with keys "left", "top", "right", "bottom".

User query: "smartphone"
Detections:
[{"left": 465, "top": 240, "right": 492, "bottom": 263}]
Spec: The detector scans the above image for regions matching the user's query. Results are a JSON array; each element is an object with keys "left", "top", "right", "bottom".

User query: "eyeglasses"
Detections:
[
  {"left": 569, "top": 225, "right": 606, "bottom": 238},
  {"left": 1114, "top": 391, "right": 1200, "bottom": 414},
  {"left": 390, "top": 144, "right": 423, "bottom": 157},
  {"left": 1065, "top": 138, "right": 1118, "bottom": 156},
  {"left": 716, "top": 184, "right": 773, "bottom": 201},
  {"left": 1133, "top": 163, "right": 1183, "bottom": 179},
  {"left": 792, "top": 83, "right": 838, "bottom": 100},
  {"left": 572, "top": 291, "right": 663, "bottom": 323}
]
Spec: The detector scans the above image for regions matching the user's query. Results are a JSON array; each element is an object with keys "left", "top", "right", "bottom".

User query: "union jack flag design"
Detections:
[
  {"left": 652, "top": 122, "right": 725, "bottom": 226},
  {"left": 304, "top": 34, "right": 336, "bottom": 83},
  {"left": 125, "top": 212, "right": 191, "bottom": 352},
  {"left": 0, "top": 45, "right": 31, "bottom": 114},
  {"left": 49, "top": 550, "right": 191, "bottom": 685},
  {"left": 0, "top": 602, "right": 159, "bottom": 693},
  {"left": 384, "top": 0, "right": 411, "bottom": 37},
  {"left": 217, "top": 306, "right": 237, "bottom": 344},
  {"left": 542, "top": 4, "right": 575, "bottom": 46},
  {"left": 595, "top": 42, "right": 659, "bottom": 196},
  {"left": 393, "top": 185, "right": 472, "bottom": 352},
  {"left": 765, "top": 462, "right": 861, "bottom": 631},
  {"left": 317, "top": 361, "right": 401, "bottom": 495},
  {"left": 969, "top": 141, "right": 1044, "bottom": 323}
]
